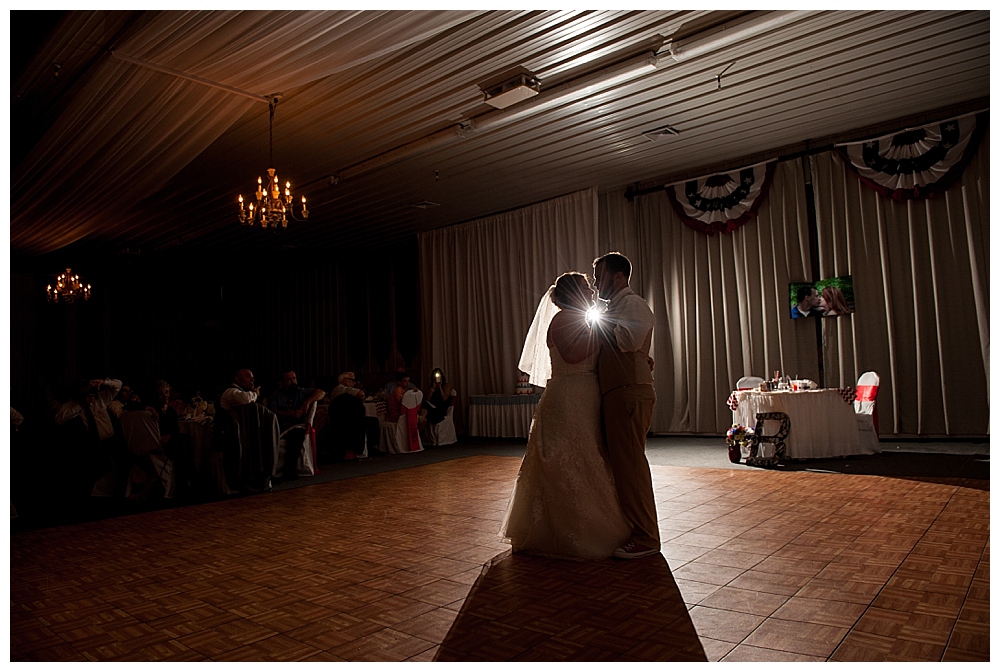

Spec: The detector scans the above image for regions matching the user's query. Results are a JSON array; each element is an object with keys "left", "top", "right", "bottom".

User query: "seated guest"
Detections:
[
  {"left": 107, "top": 383, "right": 142, "bottom": 418},
  {"left": 152, "top": 380, "right": 181, "bottom": 445},
  {"left": 55, "top": 377, "right": 122, "bottom": 443},
  {"left": 220, "top": 368, "right": 260, "bottom": 411},
  {"left": 423, "top": 368, "right": 454, "bottom": 426},
  {"left": 386, "top": 371, "right": 412, "bottom": 423},
  {"left": 387, "top": 371, "right": 427, "bottom": 427},
  {"left": 331, "top": 371, "right": 380, "bottom": 457},
  {"left": 148, "top": 379, "right": 195, "bottom": 489},
  {"left": 266, "top": 370, "right": 325, "bottom": 479},
  {"left": 383, "top": 367, "right": 417, "bottom": 398},
  {"left": 332, "top": 371, "right": 365, "bottom": 399},
  {"left": 54, "top": 377, "right": 128, "bottom": 496}
]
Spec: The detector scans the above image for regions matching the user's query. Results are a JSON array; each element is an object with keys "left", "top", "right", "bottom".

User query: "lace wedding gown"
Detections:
[{"left": 500, "top": 346, "right": 630, "bottom": 559}]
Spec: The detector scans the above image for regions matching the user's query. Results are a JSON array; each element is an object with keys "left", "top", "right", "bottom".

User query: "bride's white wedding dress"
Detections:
[{"left": 500, "top": 345, "right": 630, "bottom": 559}]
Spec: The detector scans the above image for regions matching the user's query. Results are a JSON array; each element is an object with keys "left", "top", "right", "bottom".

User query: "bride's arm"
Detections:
[{"left": 547, "top": 310, "right": 597, "bottom": 364}]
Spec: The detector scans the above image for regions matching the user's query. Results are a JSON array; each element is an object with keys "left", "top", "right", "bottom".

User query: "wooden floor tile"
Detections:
[
  {"left": 687, "top": 606, "right": 765, "bottom": 643},
  {"left": 743, "top": 618, "right": 849, "bottom": 658},
  {"left": 10, "top": 455, "right": 988, "bottom": 662},
  {"left": 771, "top": 597, "right": 867, "bottom": 628},
  {"left": 722, "top": 644, "right": 826, "bottom": 662}
]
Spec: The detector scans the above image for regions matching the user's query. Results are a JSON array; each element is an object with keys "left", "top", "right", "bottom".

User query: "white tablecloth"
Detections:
[
  {"left": 732, "top": 389, "right": 879, "bottom": 459},
  {"left": 468, "top": 395, "right": 540, "bottom": 438},
  {"left": 178, "top": 418, "right": 214, "bottom": 478}
]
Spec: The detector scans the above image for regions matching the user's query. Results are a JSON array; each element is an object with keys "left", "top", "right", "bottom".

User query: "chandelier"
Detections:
[
  {"left": 47, "top": 268, "right": 91, "bottom": 303},
  {"left": 238, "top": 96, "right": 308, "bottom": 229}
]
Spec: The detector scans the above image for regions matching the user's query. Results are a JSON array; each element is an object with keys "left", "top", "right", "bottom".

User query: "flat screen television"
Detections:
[{"left": 789, "top": 275, "right": 854, "bottom": 319}]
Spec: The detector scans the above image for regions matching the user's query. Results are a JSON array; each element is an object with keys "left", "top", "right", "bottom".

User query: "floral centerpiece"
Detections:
[
  {"left": 726, "top": 424, "right": 753, "bottom": 463},
  {"left": 183, "top": 393, "right": 215, "bottom": 420}
]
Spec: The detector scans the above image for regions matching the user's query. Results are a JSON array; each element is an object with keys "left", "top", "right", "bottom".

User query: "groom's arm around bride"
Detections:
[{"left": 592, "top": 252, "right": 660, "bottom": 560}]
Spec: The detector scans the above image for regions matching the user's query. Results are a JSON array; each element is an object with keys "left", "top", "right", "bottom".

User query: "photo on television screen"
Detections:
[{"left": 789, "top": 275, "right": 854, "bottom": 319}]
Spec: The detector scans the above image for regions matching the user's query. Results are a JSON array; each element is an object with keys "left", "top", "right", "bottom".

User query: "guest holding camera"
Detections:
[{"left": 423, "top": 368, "right": 454, "bottom": 426}]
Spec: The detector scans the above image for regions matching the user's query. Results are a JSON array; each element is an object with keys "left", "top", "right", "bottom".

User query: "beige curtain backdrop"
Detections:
[
  {"left": 811, "top": 135, "right": 989, "bottom": 437},
  {"left": 419, "top": 188, "right": 599, "bottom": 411},
  {"left": 617, "top": 160, "right": 818, "bottom": 435}
]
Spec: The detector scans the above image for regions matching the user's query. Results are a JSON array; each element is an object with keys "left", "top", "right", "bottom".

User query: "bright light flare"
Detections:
[{"left": 586, "top": 306, "right": 602, "bottom": 325}]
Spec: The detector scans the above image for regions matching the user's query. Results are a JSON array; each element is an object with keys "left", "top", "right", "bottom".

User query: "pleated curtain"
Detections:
[
  {"left": 810, "top": 135, "right": 989, "bottom": 436},
  {"left": 612, "top": 160, "right": 817, "bottom": 435},
  {"left": 603, "top": 136, "right": 988, "bottom": 437},
  {"left": 419, "top": 188, "right": 599, "bottom": 411}
]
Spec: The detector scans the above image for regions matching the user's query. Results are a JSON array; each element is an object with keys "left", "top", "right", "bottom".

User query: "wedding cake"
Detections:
[{"left": 516, "top": 371, "right": 534, "bottom": 395}]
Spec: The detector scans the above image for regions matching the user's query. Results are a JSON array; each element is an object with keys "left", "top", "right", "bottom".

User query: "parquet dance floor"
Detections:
[{"left": 10, "top": 456, "right": 989, "bottom": 661}]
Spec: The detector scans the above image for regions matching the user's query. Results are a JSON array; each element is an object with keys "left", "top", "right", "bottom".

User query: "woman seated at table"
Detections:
[{"left": 422, "top": 368, "right": 454, "bottom": 425}]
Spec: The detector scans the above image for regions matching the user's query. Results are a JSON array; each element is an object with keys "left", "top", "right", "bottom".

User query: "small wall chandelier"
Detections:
[
  {"left": 47, "top": 268, "right": 91, "bottom": 303},
  {"left": 238, "top": 96, "right": 308, "bottom": 229}
]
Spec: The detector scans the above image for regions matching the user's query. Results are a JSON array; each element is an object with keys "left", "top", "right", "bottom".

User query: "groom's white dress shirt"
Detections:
[{"left": 604, "top": 287, "right": 655, "bottom": 386}]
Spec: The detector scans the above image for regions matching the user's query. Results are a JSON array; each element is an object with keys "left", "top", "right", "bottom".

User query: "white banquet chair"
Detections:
[
  {"left": 426, "top": 389, "right": 458, "bottom": 446},
  {"left": 274, "top": 401, "right": 318, "bottom": 478},
  {"left": 855, "top": 371, "right": 881, "bottom": 442},
  {"left": 736, "top": 376, "right": 764, "bottom": 391},
  {"left": 120, "top": 410, "right": 175, "bottom": 499},
  {"left": 399, "top": 389, "right": 425, "bottom": 452}
]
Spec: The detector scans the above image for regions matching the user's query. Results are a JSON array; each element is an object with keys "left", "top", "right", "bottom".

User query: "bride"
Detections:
[{"left": 500, "top": 272, "right": 630, "bottom": 559}]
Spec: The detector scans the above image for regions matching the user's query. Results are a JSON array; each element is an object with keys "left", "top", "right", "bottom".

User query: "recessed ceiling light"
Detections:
[
  {"left": 412, "top": 201, "right": 441, "bottom": 209},
  {"left": 642, "top": 124, "right": 681, "bottom": 141}
]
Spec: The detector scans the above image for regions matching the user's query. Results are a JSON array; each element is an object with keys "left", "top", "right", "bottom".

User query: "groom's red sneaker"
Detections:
[{"left": 612, "top": 541, "right": 660, "bottom": 559}]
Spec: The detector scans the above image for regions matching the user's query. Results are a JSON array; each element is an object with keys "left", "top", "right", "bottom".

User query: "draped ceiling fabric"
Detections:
[
  {"left": 835, "top": 111, "right": 988, "bottom": 201},
  {"left": 665, "top": 161, "right": 776, "bottom": 235},
  {"left": 617, "top": 160, "right": 816, "bottom": 435},
  {"left": 812, "top": 134, "right": 989, "bottom": 437},
  {"left": 11, "top": 10, "right": 483, "bottom": 255},
  {"left": 419, "top": 188, "right": 599, "bottom": 413}
]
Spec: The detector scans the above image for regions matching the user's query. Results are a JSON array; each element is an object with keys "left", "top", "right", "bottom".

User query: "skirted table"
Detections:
[
  {"left": 468, "top": 394, "right": 541, "bottom": 438},
  {"left": 730, "top": 388, "right": 879, "bottom": 459}
]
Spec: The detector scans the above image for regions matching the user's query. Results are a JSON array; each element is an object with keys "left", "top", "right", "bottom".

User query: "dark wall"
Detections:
[{"left": 10, "top": 239, "right": 422, "bottom": 410}]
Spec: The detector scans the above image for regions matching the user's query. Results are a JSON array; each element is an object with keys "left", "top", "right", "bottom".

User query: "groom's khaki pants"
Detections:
[{"left": 602, "top": 384, "right": 659, "bottom": 549}]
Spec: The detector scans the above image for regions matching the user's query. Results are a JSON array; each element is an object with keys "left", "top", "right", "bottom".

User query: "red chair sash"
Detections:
[
  {"left": 856, "top": 385, "right": 878, "bottom": 402},
  {"left": 405, "top": 406, "right": 420, "bottom": 451}
]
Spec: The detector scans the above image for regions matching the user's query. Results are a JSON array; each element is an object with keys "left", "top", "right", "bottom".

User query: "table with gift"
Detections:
[{"left": 727, "top": 374, "right": 879, "bottom": 461}]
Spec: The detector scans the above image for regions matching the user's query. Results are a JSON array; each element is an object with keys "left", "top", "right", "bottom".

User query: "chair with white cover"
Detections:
[
  {"left": 119, "top": 410, "right": 175, "bottom": 499},
  {"left": 854, "top": 371, "right": 881, "bottom": 440},
  {"left": 426, "top": 389, "right": 458, "bottom": 446},
  {"left": 399, "top": 389, "right": 425, "bottom": 452},
  {"left": 381, "top": 389, "right": 426, "bottom": 454},
  {"left": 736, "top": 376, "right": 764, "bottom": 391},
  {"left": 274, "top": 401, "right": 318, "bottom": 478}
]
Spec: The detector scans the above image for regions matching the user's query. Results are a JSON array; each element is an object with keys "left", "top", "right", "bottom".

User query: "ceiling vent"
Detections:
[
  {"left": 479, "top": 67, "right": 541, "bottom": 110},
  {"left": 642, "top": 124, "right": 681, "bottom": 141}
]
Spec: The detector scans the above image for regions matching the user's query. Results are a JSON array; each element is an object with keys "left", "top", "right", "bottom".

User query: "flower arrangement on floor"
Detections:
[{"left": 726, "top": 424, "right": 753, "bottom": 463}]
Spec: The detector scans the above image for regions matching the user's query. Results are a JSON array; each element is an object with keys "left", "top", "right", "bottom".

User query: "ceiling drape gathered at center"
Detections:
[{"left": 11, "top": 10, "right": 484, "bottom": 256}]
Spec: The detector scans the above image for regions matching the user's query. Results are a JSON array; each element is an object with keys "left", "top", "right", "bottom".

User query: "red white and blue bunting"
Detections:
[
  {"left": 666, "top": 160, "right": 775, "bottom": 235},
  {"left": 835, "top": 111, "right": 987, "bottom": 201}
]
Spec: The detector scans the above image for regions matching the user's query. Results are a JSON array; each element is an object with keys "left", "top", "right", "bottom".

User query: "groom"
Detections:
[{"left": 593, "top": 252, "right": 659, "bottom": 560}]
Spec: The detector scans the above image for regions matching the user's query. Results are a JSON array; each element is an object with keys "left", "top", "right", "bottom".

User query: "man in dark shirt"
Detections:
[
  {"left": 791, "top": 285, "right": 821, "bottom": 318},
  {"left": 267, "top": 370, "right": 325, "bottom": 479}
]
